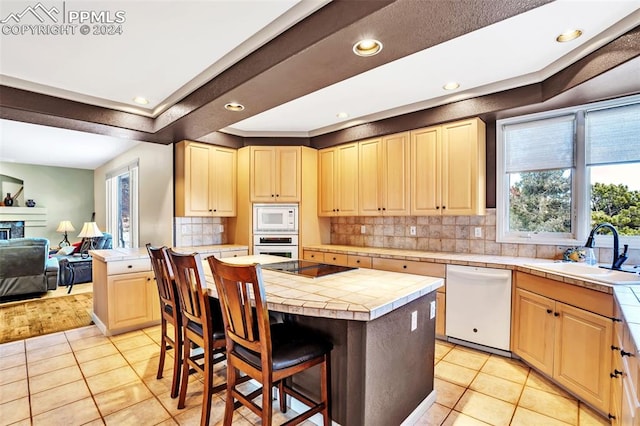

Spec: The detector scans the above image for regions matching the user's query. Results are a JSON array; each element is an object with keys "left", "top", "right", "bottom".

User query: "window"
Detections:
[
  {"left": 106, "top": 160, "right": 139, "bottom": 248},
  {"left": 497, "top": 95, "right": 640, "bottom": 248}
]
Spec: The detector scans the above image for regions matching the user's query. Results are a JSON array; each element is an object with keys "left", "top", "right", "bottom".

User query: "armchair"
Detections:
[{"left": 0, "top": 238, "right": 59, "bottom": 298}]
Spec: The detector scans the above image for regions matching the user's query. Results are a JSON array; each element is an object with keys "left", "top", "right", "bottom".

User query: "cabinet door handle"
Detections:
[
  {"left": 271, "top": 194, "right": 275, "bottom": 197},
  {"left": 612, "top": 345, "right": 620, "bottom": 351},
  {"left": 610, "top": 369, "right": 623, "bottom": 378},
  {"left": 554, "top": 312, "right": 560, "bottom": 317},
  {"left": 127, "top": 265, "right": 133, "bottom": 269},
  {"left": 609, "top": 414, "right": 617, "bottom": 420},
  {"left": 276, "top": 194, "right": 279, "bottom": 197},
  {"left": 621, "top": 350, "right": 634, "bottom": 357},
  {"left": 442, "top": 206, "right": 446, "bottom": 209},
  {"left": 436, "top": 206, "right": 440, "bottom": 209},
  {"left": 546, "top": 309, "right": 553, "bottom": 314},
  {"left": 356, "top": 260, "right": 360, "bottom": 263},
  {"left": 403, "top": 265, "right": 407, "bottom": 269},
  {"left": 147, "top": 277, "right": 151, "bottom": 281},
  {"left": 382, "top": 207, "right": 386, "bottom": 211}
]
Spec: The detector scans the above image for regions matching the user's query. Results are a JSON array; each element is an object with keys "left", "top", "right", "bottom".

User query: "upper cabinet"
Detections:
[
  {"left": 175, "top": 141, "right": 237, "bottom": 217},
  {"left": 318, "top": 143, "right": 359, "bottom": 216},
  {"left": 410, "top": 118, "right": 486, "bottom": 216},
  {"left": 250, "top": 146, "right": 301, "bottom": 203},
  {"left": 359, "top": 132, "right": 410, "bottom": 216}
]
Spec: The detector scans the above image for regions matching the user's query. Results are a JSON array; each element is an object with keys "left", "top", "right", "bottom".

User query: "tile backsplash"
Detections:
[
  {"left": 174, "top": 217, "right": 228, "bottom": 247},
  {"left": 329, "top": 209, "right": 640, "bottom": 264}
]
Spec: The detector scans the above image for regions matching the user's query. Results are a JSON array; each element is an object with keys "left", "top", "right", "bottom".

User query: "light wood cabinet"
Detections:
[
  {"left": 250, "top": 146, "right": 301, "bottom": 202},
  {"left": 318, "top": 143, "right": 359, "bottom": 216},
  {"left": 175, "top": 141, "right": 237, "bottom": 217},
  {"left": 513, "top": 282, "right": 613, "bottom": 413},
  {"left": 410, "top": 118, "right": 485, "bottom": 215},
  {"left": 358, "top": 132, "right": 410, "bottom": 216},
  {"left": 610, "top": 299, "right": 640, "bottom": 425},
  {"left": 92, "top": 258, "right": 160, "bottom": 336}
]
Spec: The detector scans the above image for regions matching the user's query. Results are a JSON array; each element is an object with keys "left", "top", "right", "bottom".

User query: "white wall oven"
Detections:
[
  {"left": 253, "top": 235, "right": 298, "bottom": 259},
  {"left": 253, "top": 204, "right": 298, "bottom": 234},
  {"left": 253, "top": 204, "right": 299, "bottom": 259}
]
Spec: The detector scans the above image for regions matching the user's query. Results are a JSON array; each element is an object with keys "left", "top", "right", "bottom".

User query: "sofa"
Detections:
[
  {"left": 54, "top": 233, "right": 112, "bottom": 287},
  {"left": 0, "top": 238, "right": 59, "bottom": 298}
]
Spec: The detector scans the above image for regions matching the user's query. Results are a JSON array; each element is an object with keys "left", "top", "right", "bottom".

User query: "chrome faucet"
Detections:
[{"left": 585, "top": 222, "right": 628, "bottom": 270}]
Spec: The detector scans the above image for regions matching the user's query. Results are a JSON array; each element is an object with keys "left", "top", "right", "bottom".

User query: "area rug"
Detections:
[{"left": 0, "top": 293, "right": 93, "bottom": 344}]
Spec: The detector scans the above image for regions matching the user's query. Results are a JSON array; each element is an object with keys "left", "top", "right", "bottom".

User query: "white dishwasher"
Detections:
[{"left": 445, "top": 265, "right": 512, "bottom": 353}]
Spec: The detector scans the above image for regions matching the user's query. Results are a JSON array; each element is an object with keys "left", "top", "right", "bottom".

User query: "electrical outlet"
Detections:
[
  {"left": 474, "top": 227, "right": 482, "bottom": 238},
  {"left": 360, "top": 225, "right": 366, "bottom": 234},
  {"left": 409, "top": 226, "right": 417, "bottom": 236},
  {"left": 430, "top": 301, "right": 436, "bottom": 319},
  {"left": 411, "top": 311, "right": 418, "bottom": 331},
  {"left": 218, "top": 224, "right": 224, "bottom": 233}
]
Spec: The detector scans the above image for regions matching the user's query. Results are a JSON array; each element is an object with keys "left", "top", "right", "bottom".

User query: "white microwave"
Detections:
[{"left": 253, "top": 204, "right": 298, "bottom": 234}]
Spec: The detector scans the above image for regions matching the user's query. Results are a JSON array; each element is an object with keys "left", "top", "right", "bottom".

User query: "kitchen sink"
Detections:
[{"left": 523, "top": 262, "right": 640, "bottom": 285}]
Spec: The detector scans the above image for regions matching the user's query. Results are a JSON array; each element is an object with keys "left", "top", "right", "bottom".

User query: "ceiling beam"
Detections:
[{"left": 0, "top": 0, "right": 551, "bottom": 144}]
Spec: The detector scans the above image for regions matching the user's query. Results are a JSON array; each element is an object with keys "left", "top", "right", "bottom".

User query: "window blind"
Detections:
[
  {"left": 586, "top": 102, "right": 640, "bottom": 166},
  {"left": 504, "top": 115, "right": 575, "bottom": 173}
]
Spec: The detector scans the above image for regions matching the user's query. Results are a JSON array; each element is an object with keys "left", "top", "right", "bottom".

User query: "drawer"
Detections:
[
  {"left": 107, "top": 258, "right": 151, "bottom": 275},
  {"left": 372, "top": 258, "right": 446, "bottom": 277},
  {"left": 303, "top": 250, "right": 325, "bottom": 262},
  {"left": 348, "top": 255, "right": 372, "bottom": 268},
  {"left": 219, "top": 250, "right": 248, "bottom": 258},
  {"left": 324, "top": 253, "right": 348, "bottom": 266}
]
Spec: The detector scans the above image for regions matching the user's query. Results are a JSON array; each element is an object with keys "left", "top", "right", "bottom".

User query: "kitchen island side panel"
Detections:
[{"left": 292, "top": 291, "right": 436, "bottom": 425}]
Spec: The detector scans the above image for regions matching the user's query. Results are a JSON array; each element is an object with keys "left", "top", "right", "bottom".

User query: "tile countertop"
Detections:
[
  {"left": 204, "top": 255, "right": 444, "bottom": 322},
  {"left": 304, "top": 244, "right": 636, "bottom": 295},
  {"left": 90, "top": 244, "right": 249, "bottom": 262}
]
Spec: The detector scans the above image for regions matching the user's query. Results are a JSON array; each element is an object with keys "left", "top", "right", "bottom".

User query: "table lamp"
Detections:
[
  {"left": 56, "top": 220, "right": 75, "bottom": 247},
  {"left": 78, "top": 222, "right": 103, "bottom": 257}
]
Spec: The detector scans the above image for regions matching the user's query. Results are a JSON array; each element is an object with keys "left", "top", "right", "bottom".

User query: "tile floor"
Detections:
[{"left": 0, "top": 325, "right": 611, "bottom": 425}]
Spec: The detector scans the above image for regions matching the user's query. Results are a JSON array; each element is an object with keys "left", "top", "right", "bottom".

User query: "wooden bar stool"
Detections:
[
  {"left": 146, "top": 244, "right": 182, "bottom": 399},
  {"left": 208, "top": 256, "right": 333, "bottom": 426},
  {"left": 166, "top": 248, "right": 228, "bottom": 426}
]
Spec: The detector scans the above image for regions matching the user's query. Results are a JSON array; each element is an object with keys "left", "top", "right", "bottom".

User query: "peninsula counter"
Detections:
[{"left": 209, "top": 255, "right": 444, "bottom": 426}]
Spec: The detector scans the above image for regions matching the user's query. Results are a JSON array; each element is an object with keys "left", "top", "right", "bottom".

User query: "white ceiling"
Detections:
[{"left": 0, "top": 0, "right": 639, "bottom": 169}]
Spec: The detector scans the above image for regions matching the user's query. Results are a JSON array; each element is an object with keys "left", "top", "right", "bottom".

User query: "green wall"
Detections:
[{"left": 0, "top": 162, "right": 94, "bottom": 245}]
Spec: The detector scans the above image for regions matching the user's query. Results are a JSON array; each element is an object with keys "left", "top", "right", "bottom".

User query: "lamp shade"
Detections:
[
  {"left": 56, "top": 220, "right": 75, "bottom": 233},
  {"left": 77, "top": 222, "right": 103, "bottom": 238}
]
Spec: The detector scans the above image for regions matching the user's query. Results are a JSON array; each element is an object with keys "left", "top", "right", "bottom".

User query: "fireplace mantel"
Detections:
[{"left": 0, "top": 207, "right": 47, "bottom": 228}]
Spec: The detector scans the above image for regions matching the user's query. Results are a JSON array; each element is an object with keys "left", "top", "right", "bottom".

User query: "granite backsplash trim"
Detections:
[
  {"left": 174, "top": 217, "right": 228, "bottom": 247},
  {"left": 330, "top": 209, "right": 640, "bottom": 265}
]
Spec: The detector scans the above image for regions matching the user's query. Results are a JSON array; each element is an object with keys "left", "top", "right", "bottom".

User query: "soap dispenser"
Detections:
[{"left": 584, "top": 247, "right": 597, "bottom": 266}]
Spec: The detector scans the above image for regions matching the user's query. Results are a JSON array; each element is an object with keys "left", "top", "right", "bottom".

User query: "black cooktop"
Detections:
[{"left": 262, "top": 260, "right": 356, "bottom": 278}]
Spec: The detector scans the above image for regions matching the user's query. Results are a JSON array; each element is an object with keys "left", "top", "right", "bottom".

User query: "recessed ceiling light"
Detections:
[
  {"left": 443, "top": 82, "right": 460, "bottom": 91},
  {"left": 353, "top": 39, "right": 383, "bottom": 57},
  {"left": 336, "top": 112, "right": 349, "bottom": 119},
  {"left": 224, "top": 102, "right": 245, "bottom": 112},
  {"left": 133, "top": 96, "right": 149, "bottom": 105},
  {"left": 556, "top": 29, "right": 583, "bottom": 42}
]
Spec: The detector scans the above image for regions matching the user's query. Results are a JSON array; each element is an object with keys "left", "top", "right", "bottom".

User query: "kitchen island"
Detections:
[{"left": 208, "top": 255, "right": 444, "bottom": 426}]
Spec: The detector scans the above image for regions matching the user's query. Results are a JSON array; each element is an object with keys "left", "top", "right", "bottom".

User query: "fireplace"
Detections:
[{"left": 0, "top": 221, "right": 25, "bottom": 239}]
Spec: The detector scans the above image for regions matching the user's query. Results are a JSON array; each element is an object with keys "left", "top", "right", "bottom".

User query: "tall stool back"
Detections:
[
  {"left": 146, "top": 244, "right": 182, "bottom": 399},
  {"left": 208, "top": 256, "right": 332, "bottom": 426},
  {"left": 166, "top": 248, "right": 227, "bottom": 426}
]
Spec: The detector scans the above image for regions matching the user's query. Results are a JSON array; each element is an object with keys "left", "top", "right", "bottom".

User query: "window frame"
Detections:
[
  {"left": 105, "top": 160, "right": 139, "bottom": 249},
  {"left": 496, "top": 94, "right": 640, "bottom": 250}
]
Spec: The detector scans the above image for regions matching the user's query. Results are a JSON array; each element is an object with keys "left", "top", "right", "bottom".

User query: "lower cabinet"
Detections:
[
  {"left": 513, "top": 286, "right": 613, "bottom": 414},
  {"left": 107, "top": 270, "right": 158, "bottom": 331},
  {"left": 92, "top": 258, "right": 160, "bottom": 336},
  {"left": 610, "top": 298, "right": 640, "bottom": 425}
]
